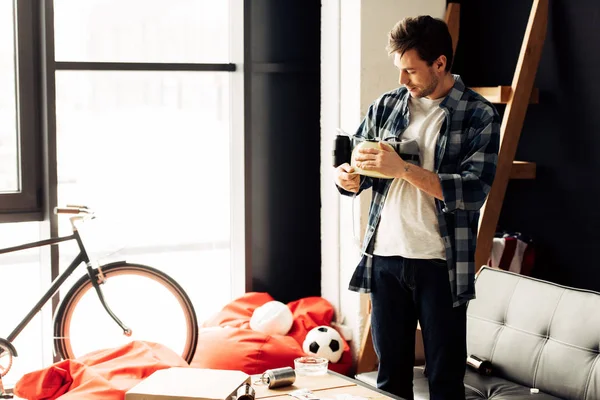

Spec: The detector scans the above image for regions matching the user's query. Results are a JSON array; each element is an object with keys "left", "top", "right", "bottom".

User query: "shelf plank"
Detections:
[
  {"left": 471, "top": 86, "right": 539, "bottom": 104},
  {"left": 510, "top": 161, "right": 536, "bottom": 179}
]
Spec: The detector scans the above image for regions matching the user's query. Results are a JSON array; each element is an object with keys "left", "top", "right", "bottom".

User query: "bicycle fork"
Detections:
[{"left": 88, "top": 266, "right": 133, "bottom": 337}]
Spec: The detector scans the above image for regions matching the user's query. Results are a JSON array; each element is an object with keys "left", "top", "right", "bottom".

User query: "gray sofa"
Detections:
[{"left": 356, "top": 267, "right": 600, "bottom": 400}]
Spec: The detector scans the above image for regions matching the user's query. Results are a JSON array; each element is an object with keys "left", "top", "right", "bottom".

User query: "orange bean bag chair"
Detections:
[
  {"left": 14, "top": 341, "right": 188, "bottom": 400},
  {"left": 191, "top": 292, "right": 352, "bottom": 375}
]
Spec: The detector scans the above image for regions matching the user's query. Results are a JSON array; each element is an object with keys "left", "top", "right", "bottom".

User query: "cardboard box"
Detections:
[{"left": 126, "top": 368, "right": 250, "bottom": 400}]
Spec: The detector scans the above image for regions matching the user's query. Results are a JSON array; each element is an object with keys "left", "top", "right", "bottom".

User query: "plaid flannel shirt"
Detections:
[{"left": 342, "top": 75, "right": 500, "bottom": 307}]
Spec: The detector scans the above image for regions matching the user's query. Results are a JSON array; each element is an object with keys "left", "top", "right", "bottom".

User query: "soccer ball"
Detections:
[{"left": 302, "top": 325, "right": 344, "bottom": 363}]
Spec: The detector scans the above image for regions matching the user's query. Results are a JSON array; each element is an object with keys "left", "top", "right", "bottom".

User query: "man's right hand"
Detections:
[{"left": 335, "top": 163, "right": 361, "bottom": 193}]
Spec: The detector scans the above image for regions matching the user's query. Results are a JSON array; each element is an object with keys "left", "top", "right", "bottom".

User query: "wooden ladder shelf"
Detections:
[
  {"left": 356, "top": 0, "right": 548, "bottom": 374},
  {"left": 474, "top": 0, "right": 547, "bottom": 269}
]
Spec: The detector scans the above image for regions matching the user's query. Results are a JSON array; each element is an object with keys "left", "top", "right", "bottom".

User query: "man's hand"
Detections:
[
  {"left": 354, "top": 142, "right": 408, "bottom": 178},
  {"left": 335, "top": 163, "right": 361, "bottom": 193},
  {"left": 354, "top": 142, "right": 443, "bottom": 200}
]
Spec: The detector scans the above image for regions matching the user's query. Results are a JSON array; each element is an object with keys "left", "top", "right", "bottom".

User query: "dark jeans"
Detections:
[{"left": 370, "top": 255, "right": 467, "bottom": 400}]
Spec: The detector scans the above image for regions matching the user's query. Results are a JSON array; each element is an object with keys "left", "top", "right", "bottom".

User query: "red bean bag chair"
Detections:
[
  {"left": 14, "top": 341, "right": 188, "bottom": 400},
  {"left": 191, "top": 293, "right": 352, "bottom": 375}
]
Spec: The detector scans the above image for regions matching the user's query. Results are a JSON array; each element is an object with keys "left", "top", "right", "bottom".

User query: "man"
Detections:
[{"left": 334, "top": 16, "right": 500, "bottom": 400}]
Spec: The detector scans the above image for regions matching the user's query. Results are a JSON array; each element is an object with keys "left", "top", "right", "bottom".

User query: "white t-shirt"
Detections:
[{"left": 372, "top": 96, "right": 446, "bottom": 260}]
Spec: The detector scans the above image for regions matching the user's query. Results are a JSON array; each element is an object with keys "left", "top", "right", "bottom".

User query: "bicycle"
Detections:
[{"left": 0, "top": 205, "right": 199, "bottom": 390}]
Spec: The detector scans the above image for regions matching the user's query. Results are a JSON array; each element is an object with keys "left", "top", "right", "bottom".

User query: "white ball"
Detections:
[
  {"left": 249, "top": 301, "right": 293, "bottom": 336},
  {"left": 302, "top": 325, "right": 344, "bottom": 363}
]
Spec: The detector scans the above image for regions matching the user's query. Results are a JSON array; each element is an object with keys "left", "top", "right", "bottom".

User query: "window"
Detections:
[
  {"left": 0, "top": 0, "right": 244, "bottom": 385},
  {"left": 52, "top": 0, "right": 242, "bottom": 323},
  {"left": 0, "top": 0, "right": 42, "bottom": 218},
  {"left": 0, "top": 1, "right": 18, "bottom": 192},
  {"left": 53, "top": 0, "right": 229, "bottom": 63},
  {"left": 0, "top": 222, "right": 47, "bottom": 388},
  {"left": 55, "top": 71, "right": 234, "bottom": 322}
]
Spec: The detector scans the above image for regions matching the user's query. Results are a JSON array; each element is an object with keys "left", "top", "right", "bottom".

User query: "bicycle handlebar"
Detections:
[{"left": 54, "top": 206, "right": 94, "bottom": 216}]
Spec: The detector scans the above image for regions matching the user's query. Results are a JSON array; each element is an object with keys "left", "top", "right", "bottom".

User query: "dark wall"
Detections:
[
  {"left": 453, "top": 0, "right": 600, "bottom": 291},
  {"left": 245, "top": 1, "right": 321, "bottom": 302}
]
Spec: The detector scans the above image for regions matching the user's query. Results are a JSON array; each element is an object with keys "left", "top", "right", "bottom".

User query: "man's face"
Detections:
[{"left": 394, "top": 49, "right": 440, "bottom": 99}]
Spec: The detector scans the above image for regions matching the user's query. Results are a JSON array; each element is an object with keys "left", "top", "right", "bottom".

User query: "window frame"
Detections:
[{"left": 0, "top": 0, "right": 43, "bottom": 221}]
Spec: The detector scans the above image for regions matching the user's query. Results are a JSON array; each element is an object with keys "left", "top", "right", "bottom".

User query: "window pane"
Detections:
[
  {"left": 53, "top": 0, "right": 229, "bottom": 63},
  {"left": 0, "top": 1, "right": 19, "bottom": 192},
  {"left": 0, "top": 222, "right": 46, "bottom": 388},
  {"left": 55, "top": 71, "right": 232, "bottom": 323}
]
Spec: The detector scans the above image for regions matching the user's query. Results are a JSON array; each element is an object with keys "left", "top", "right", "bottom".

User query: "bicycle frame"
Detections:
[{"left": 0, "top": 227, "right": 131, "bottom": 353}]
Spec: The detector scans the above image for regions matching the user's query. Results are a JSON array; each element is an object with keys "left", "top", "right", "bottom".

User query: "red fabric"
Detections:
[
  {"left": 498, "top": 236, "right": 518, "bottom": 271},
  {"left": 488, "top": 233, "right": 535, "bottom": 276},
  {"left": 286, "top": 296, "right": 335, "bottom": 344},
  {"left": 202, "top": 292, "right": 274, "bottom": 329},
  {"left": 195, "top": 292, "right": 352, "bottom": 375},
  {"left": 14, "top": 341, "right": 188, "bottom": 400},
  {"left": 521, "top": 245, "right": 535, "bottom": 276},
  {"left": 191, "top": 327, "right": 305, "bottom": 374},
  {"left": 15, "top": 294, "right": 352, "bottom": 399}
]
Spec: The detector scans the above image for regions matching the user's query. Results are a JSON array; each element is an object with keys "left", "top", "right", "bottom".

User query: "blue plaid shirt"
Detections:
[{"left": 342, "top": 75, "right": 500, "bottom": 307}]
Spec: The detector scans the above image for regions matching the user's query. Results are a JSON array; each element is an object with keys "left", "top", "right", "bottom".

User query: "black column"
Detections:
[{"left": 244, "top": 0, "right": 321, "bottom": 302}]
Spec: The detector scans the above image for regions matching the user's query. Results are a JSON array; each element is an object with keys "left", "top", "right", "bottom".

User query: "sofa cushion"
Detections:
[
  {"left": 461, "top": 369, "right": 562, "bottom": 400},
  {"left": 469, "top": 267, "right": 600, "bottom": 400},
  {"left": 356, "top": 368, "right": 562, "bottom": 399}
]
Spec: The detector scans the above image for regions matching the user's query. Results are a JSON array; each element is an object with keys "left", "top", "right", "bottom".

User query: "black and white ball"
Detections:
[{"left": 302, "top": 325, "right": 343, "bottom": 363}]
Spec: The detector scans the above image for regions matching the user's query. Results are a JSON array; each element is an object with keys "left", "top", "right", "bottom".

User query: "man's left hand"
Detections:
[{"left": 354, "top": 142, "right": 408, "bottom": 178}]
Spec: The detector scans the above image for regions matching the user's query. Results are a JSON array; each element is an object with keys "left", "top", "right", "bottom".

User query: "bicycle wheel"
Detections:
[{"left": 53, "top": 262, "right": 198, "bottom": 363}]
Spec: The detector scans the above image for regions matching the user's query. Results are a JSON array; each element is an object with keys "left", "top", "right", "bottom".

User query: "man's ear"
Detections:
[{"left": 435, "top": 55, "right": 447, "bottom": 72}]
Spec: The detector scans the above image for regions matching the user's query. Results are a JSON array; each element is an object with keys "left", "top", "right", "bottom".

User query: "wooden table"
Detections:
[{"left": 252, "top": 371, "right": 404, "bottom": 400}]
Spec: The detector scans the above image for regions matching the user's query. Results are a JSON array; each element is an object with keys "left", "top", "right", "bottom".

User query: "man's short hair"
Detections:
[{"left": 386, "top": 15, "right": 453, "bottom": 72}]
